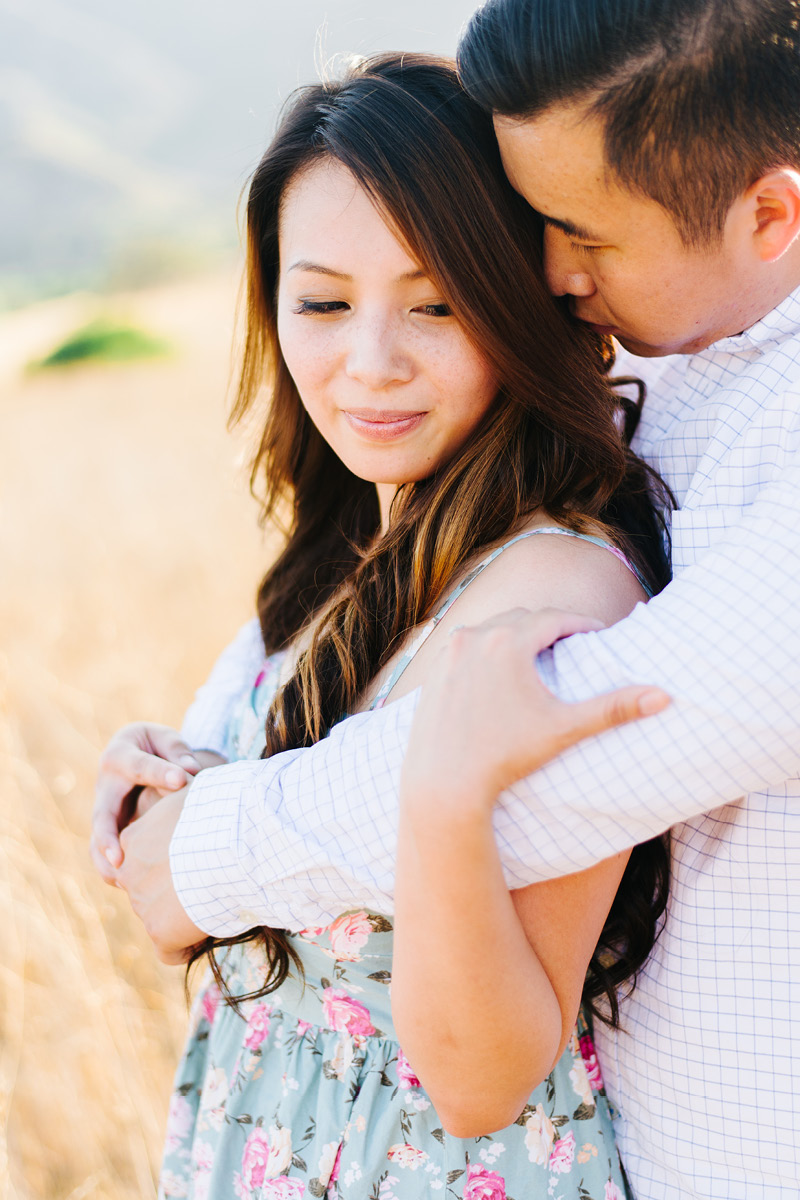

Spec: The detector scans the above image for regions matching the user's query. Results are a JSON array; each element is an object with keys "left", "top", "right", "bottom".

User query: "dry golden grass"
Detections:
[{"left": 0, "top": 267, "right": 276, "bottom": 1199}]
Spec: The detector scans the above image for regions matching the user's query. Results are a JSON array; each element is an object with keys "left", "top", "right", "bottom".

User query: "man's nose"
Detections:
[
  {"left": 345, "top": 314, "right": 414, "bottom": 389},
  {"left": 543, "top": 226, "right": 597, "bottom": 299}
]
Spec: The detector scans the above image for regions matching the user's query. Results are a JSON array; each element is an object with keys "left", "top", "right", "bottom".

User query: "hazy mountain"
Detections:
[{"left": 0, "top": 0, "right": 480, "bottom": 306}]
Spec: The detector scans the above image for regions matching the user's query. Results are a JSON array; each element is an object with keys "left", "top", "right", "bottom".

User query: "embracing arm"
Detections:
[
  {"left": 492, "top": 465, "right": 800, "bottom": 881},
  {"left": 171, "top": 467, "right": 800, "bottom": 932}
]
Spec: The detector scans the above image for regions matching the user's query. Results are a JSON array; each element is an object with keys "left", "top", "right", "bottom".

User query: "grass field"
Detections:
[{"left": 0, "top": 267, "right": 274, "bottom": 1199}]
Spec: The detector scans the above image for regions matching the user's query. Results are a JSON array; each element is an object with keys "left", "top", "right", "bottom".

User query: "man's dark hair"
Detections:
[{"left": 458, "top": 0, "right": 800, "bottom": 244}]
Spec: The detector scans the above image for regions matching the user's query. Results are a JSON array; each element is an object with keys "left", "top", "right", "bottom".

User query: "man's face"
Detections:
[{"left": 494, "top": 105, "right": 756, "bottom": 357}]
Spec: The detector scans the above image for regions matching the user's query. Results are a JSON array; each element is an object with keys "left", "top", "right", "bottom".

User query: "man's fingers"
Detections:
[
  {"left": 521, "top": 607, "right": 606, "bottom": 653},
  {"left": 566, "top": 685, "right": 670, "bottom": 744},
  {"left": 467, "top": 606, "right": 605, "bottom": 649}
]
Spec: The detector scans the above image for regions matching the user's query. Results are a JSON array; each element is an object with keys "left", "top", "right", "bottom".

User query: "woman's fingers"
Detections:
[
  {"left": 90, "top": 803, "right": 128, "bottom": 881},
  {"left": 141, "top": 726, "right": 202, "bottom": 776}
]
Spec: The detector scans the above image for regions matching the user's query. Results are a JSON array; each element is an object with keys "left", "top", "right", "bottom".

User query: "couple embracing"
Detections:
[{"left": 93, "top": 2, "right": 800, "bottom": 1198}]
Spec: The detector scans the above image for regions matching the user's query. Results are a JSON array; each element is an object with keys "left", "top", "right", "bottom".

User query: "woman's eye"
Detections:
[
  {"left": 415, "top": 303, "right": 451, "bottom": 317},
  {"left": 569, "top": 241, "right": 601, "bottom": 256},
  {"left": 293, "top": 300, "right": 349, "bottom": 315}
]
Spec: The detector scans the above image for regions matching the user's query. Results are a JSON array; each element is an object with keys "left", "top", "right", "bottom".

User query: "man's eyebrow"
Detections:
[
  {"left": 288, "top": 260, "right": 427, "bottom": 283},
  {"left": 540, "top": 215, "right": 603, "bottom": 242}
]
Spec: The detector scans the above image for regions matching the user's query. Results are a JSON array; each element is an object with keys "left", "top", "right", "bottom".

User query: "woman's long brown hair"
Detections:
[{"left": 190, "top": 53, "right": 671, "bottom": 1027}]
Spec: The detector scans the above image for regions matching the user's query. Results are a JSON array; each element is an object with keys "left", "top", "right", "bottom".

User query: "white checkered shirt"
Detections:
[{"left": 175, "top": 287, "right": 800, "bottom": 1200}]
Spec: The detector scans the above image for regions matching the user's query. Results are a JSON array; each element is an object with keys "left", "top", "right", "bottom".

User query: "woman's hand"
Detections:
[
  {"left": 402, "top": 606, "right": 669, "bottom": 815},
  {"left": 114, "top": 788, "right": 208, "bottom": 965},
  {"left": 91, "top": 722, "right": 205, "bottom": 884}
]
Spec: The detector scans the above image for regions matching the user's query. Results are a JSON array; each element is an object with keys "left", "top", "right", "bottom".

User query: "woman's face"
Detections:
[{"left": 277, "top": 159, "right": 498, "bottom": 519}]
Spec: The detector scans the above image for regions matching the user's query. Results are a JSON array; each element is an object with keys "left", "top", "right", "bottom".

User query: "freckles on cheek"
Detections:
[{"left": 279, "top": 323, "right": 326, "bottom": 390}]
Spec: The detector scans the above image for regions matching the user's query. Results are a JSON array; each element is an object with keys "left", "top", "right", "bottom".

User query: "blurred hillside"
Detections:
[{"left": 0, "top": 0, "right": 480, "bottom": 308}]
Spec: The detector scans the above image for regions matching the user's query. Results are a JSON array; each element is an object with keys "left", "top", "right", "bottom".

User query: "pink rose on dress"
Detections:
[
  {"left": 244, "top": 1003, "right": 272, "bottom": 1050},
  {"left": 164, "top": 1092, "right": 194, "bottom": 1154},
  {"left": 396, "top": 1048, "right": 421, "bottom": 1090},
  {"left": 387, "top": 1143, "right": 429, "bottom": 1170},
  {"left": 234, "top": 1128, "right": 271, "bottom": 1197},
  {"left": 201, "top": 984, "right": 221, "bottom": 1026},
  {"left": 296, "top": 1019, "right": 311, "bottom": 1039},
  {"left": 605, "top": 1182, "right": 625, "bottom": 1200},
  {"left": 463, "top": 1163, "right": 507, "bottom": 1200},
  {"left": 549, "top": 1129, "right": 576, "bottom": 1175},
  {"left": 327, "top": 911, "right": 373, "bottom": 961},
  {"left": 322, "top": 987, "right": 375, "bottom": 1042},
  {"left": 192, "top": 1141, "right": 215, "bottom": 1173},
  {"left": 234, "top": 1126, "right": 294, "bottom": 1197},
  {"left": 297, "top": 924, "right": 325, "bottom": 941},
  {"left": 260, "top": 1182, "right": 305, "bottom": 1199},
  {"left": 579, "top": 1034, "right": 604, "bottom": 1091},
  {"left": 193, "top": 1142, "right": 214, "bottom": 1200}
]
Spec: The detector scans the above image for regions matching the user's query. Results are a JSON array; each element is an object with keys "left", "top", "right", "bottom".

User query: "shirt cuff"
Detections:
[{"left": 169, "top": 760, "right": 289, "bottom": 937}]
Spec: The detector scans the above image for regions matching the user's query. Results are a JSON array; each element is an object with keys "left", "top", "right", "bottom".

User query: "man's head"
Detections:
[{"left": 459, "top": 0, "right": 800, "bottom": 355}]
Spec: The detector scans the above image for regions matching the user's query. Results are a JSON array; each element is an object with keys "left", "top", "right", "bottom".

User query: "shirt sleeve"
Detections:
[
  {"left": 179, "top": 617, "right": 265, "bottom": 759},
  {"left": 170, "top": 463, "right": 800, "bottom": 935}
]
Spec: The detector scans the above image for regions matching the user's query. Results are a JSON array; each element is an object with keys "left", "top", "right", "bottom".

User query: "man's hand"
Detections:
[
  {"left": 402, "top": 607, "right": 670, "bottom": 814},
  {"left": 92, "top": 723, "right": 208, "bottom": 885},
  {"left": 114, "top": 789, "right": 207, "bottom": 965}
]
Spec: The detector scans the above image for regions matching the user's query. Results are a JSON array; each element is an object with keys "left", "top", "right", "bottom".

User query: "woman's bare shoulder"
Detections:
[{"left": 446, "top": 522, "right": 647, "bottom": 630}]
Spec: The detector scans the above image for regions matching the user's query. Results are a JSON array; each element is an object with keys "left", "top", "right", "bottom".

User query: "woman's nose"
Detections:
[
  {"left": 345, "top": 314, "right": 414, "bottom": 389},
  {"left": 543, "top": 226, "right": 597, "bottom": 299}
]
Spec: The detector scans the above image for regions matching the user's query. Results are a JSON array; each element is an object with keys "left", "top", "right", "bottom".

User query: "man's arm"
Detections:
[
  {"left": 170, "top": 466, "right": 800, "bottom": 936},
  {"left": 494, "top": 467, "right": 800, "bottom": 881}
]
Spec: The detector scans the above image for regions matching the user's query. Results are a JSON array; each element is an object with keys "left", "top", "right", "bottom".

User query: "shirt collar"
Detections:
[{"left": 709, "top": 283, "right": 800, "bottom": 355}]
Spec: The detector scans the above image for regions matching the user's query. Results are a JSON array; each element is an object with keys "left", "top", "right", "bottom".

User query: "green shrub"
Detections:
[{"left": 35, "top": 319, "right": 170, "bottom": 368}]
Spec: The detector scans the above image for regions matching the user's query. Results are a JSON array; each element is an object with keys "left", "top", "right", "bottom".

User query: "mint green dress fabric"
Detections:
[{"left": 159, "top": 530, "right": 636, "bottom": 1200}]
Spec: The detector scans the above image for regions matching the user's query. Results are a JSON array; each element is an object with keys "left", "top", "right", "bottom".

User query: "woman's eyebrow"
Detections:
[
  {"left": 288, "top": 260, "right": 428, "bottom": 283},
  {"left": 289, "top": 260, "right": 352, "bottom": 278}
]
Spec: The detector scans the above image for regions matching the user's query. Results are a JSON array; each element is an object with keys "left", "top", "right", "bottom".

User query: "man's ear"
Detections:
[{"left": 746, "top": 168, "right": 800, "bottom": 262}]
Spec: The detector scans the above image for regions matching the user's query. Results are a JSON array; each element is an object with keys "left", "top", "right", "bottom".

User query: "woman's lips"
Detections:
[{"left": 343, "top": 409, "right": 427, "bottom": 441}]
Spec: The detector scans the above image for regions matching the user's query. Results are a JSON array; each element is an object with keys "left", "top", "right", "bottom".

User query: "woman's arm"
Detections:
[{"left": 390, "top": 535, "right": 646, "bottom": 1136}]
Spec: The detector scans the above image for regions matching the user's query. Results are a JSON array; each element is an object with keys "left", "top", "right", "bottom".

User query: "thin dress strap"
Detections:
[{"left": 369, "top": 526, "right": 650, "bottom": 711}]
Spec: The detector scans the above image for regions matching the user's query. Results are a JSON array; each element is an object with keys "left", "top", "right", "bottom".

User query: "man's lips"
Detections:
[{"left": 343, "top": 409, "right": 427, "bottom": 441}]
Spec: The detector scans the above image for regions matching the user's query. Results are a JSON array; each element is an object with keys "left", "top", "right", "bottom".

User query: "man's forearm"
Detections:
[
  {"left": 170, "top": 703, "right": 414, "bottom": 934},
  {"left": 172, "top": 472, "right": 800, "bottom": 932}
]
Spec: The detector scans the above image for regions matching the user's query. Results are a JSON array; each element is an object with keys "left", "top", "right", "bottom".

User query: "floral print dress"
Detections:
[{"left": 160, "top": 529, "right": 638, "bottom": 1200}]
